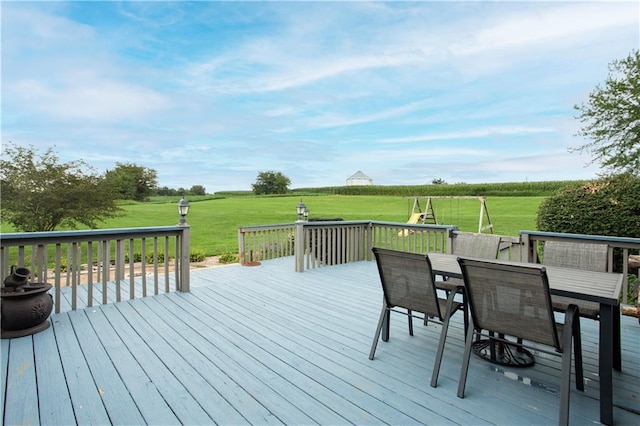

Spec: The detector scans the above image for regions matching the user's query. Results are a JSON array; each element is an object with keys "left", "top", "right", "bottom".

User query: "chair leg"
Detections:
[
  {"left": 457, "top": 321, "right": 476, "bottom": 398},
  {"left": 369, "top": 303, "right": 388, "bottom": 360},
  {"left": 431, "top": 289, "right": 457, "bottom": 388},
  {"left": 559, "top": 305, "right": 581, "bottom": 426},
  {"left": 408, "top": 309, "right": 414, "bottom": 336},
  {"left": 382, "top": 304, "right": 391, "bottom": 342},
  {"left": 568, "top": 306, "right": 584, "bottom": 391},
  {"left": 559, "top": 348, "right": 571, "bottom": 426},
  {"left": 459, "top": 287, "right": 469, "bottom": 335},
  {"left": 559, "top": 340, "right": 572, "bottom": 426}
]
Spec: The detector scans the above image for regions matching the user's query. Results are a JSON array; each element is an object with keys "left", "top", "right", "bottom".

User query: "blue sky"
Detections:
[{"left": 2, "top": 1, "right": 639, "bottom": 192}]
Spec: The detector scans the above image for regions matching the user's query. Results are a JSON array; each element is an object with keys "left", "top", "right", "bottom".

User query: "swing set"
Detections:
[{"left": 405, "top": 196, "right": 494, "bottom": 234}]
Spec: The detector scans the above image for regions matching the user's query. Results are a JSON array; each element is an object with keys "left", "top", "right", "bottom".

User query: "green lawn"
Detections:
[{"left": 93, "top": 195, "right": 545, "bottom": 256}]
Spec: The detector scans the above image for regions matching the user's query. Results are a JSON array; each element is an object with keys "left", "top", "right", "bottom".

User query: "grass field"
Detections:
[
  {"left": 3, "top": 181, "right": 573, "bottom": 256},
  {"left": 89, "top": 195, "right": 544, "bottom": 256}
]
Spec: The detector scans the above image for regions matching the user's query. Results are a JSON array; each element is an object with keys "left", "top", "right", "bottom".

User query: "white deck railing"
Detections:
[
  {"left": 238, "top": 221, "right": 458, "bottom": 271},
  {"left": 0, "top": 226, "right": 191, "bottom": 313},
  {"left": 238, "top": 222, "right": 639, "bottom": 307},
  {"left": 237, "top": 223, "right": 296, "bottom": 264}
]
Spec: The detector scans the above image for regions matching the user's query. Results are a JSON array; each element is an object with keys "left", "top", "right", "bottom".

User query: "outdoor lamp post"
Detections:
[
  {"left": 294, "top": 200, "right": 307, "bottom": 271},
  {"left": 296, "top": 200, "right": 307, "bottom": 222},
  {"left": 178, "top": 197, "right": 190, "bottom": 225}
]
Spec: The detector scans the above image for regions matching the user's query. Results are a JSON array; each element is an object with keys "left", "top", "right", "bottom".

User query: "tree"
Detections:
[
  {"left": 189, "top": 185, "right": 206, "bottom": 196},
  {"left": 105, "top": 162, "right": 158, "bottom": 201},
  {"left": 572, "top": 50, "right": 640, "bottom": 175},
  {"left": 156, "top": 186, "right": 176, "bottom": 196},
  {"left": 252, "top": 171, "right": 291, "bottom": 195},
  {"left": 0, "top": 143, "right": 122, "bottom": 232}
]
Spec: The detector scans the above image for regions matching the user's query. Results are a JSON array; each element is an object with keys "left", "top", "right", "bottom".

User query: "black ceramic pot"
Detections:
[
  {"left": 1, "top": 267, "right": 54, "bottom": 339},
  {"left": 3, "top": 266, "right": 29, "bottom": 289}
]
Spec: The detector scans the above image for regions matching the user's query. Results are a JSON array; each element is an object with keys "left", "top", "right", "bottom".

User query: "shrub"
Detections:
[
  {"left": 190, "top": 250, "right": 206, "bottom": 262},
  {"left": 219, "top": 252, "right": 239, "bottom": 264},
  {"left": 536, "top": 173, "right": 640, "bottom": 238},
  {"left": 145, "top": 252, "right": 172, "bottom": 263},
  {"left": 125, "top": 252, "right": 143, "bottom": 263}
]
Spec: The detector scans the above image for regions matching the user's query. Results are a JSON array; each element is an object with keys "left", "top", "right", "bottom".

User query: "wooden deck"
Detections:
[{"left": 2, "top": 257, "right": 639, "bottom": 425}]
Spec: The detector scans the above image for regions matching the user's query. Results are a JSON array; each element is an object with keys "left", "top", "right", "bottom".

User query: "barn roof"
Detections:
[{"left": 346, "top": 170, "right": 371, "bottom": 180}]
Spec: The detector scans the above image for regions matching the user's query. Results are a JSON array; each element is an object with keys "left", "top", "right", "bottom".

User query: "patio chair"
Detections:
[
  {"left": 542, "top": 240, "right": 608, "bottom": 320},
  {"left": 369, "top": 248, "right": 464, "bottom": 388},
  {"left": 440, "top": 232, "right": 502, "bottom": 289},
  {"left": 451, "top": 232, "right": 503, "bottom": 258},
  {"left": 456, "top": 257, "right": 584, "bottom": 426},
  {"left": 436, "top": 232, "right": 502, "bottom": 331}
]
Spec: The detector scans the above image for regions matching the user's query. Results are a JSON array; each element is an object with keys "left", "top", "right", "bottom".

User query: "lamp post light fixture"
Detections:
[
  {"left": 303, "top": 207, "right": 309, "bottom": 221},
  {"left": 178, "top": 197, "right": 190, "bottom": 225},
  {"left": 296, "top": 200, "right": 307, "bottom": 222}
]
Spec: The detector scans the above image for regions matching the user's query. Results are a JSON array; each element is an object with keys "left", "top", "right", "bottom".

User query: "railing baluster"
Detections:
[
  {"left": 102, "top": 239, "right": 110, "bottom": 305},
  {"left": 87, "top": 242, "right": 94, "bottom": 307},
  {"left": 141, "top": 237, "right": 147, "bottom": 297},
  {"left": 153, "top": 237, "right": 159, "bottom": 295},
  {"left": 55, "top": 244, "right": 62, "bottom": 313},
  {"left": 163, "top": 236, "right": 170, "bottom": 293},
  {"left": 71, "top": 242, "right": 78, "bottom": 310},
  {"left": 129, "top": 238, "right": 136, "bottom": 300}
]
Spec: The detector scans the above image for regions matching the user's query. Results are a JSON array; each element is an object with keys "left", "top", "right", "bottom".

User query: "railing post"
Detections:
[
  {"left": 366, "top": 222, "right": 374, "bottom": 261},
  {"left": 295, "top": 222, "right": 305, "bottom": 272},
  {"left": 520, "top": 232, "right": 533, "bottom": 263},
  {"left": 446, "top": 228, "right": 455, "bottom": 254},
  {"left": 179, "top": 225, "right": 190, "bottom": 292},
  {"left": 238, "top": 228, "right": 246, "bottom": 265}
]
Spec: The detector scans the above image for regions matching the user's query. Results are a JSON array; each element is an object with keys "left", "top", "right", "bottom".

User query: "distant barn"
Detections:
[{"left": 346, "top": 170, "right": 372, "bottom": 186}]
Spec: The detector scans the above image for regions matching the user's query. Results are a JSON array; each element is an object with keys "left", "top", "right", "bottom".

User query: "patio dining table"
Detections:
[{"left": 427, "top": 253, "right": 624, "bottom": 426}]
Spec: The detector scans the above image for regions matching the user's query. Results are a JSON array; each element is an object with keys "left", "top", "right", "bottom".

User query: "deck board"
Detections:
[
  {"left": 2, "top": 257, "right": 639, "bottom": 425},
  {"left": 82, "top": 306, "right": 182, "bottom": 426},
  {"left": 32, "top": 324, "right": 75, "bottom": 424},
  {"left": 96, "top": 302, "right": 216, "bottom": 425},
  {"left": 4, "top": 337, "right": 39, "bottom": 425},
  {"left": 53, "top": 313, "right": 113, "bottom": 424},
  {"left": 67, "top": 309, "right": 147, "bottom": 425}
]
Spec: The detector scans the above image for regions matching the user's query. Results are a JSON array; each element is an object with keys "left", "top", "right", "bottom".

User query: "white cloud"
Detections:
[
  {"left": 9, "top": 78, "right": 170, "bottom": 122},
  {"left": 457, "top": 2, "right": 639, "bottom": 56},
  {"left": 380, "top": 126, "right": 556, "bottom": 144}
]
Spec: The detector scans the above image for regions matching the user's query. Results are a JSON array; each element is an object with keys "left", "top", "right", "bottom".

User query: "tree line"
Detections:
[{"left": 0, "top": 143, "right": 206, "bottom": 232}]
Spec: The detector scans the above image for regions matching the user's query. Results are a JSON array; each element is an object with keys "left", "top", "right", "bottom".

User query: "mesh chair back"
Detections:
[
  {"left": 542, "top": 241, "right": 608, "bottom": 272},
  {"left": 452, "top": 232, "right": 502, "bottom": 259},
  {"left": 458, "top": 258, "right": 561, "bottom": 350},
  {"left": 372, "top": 248, "right": 443, "bottom": 320}
]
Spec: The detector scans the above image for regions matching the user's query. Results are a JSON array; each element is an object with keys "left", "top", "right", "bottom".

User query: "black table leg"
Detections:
[
  {"left": 613, "top": 303, "right": 621, "bottom": 371},
  {"left": 599, "top": 304, "right": 614, "bottom": 425}
]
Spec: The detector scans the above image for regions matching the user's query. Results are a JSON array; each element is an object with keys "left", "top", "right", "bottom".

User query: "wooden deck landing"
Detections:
[{"left": 2, "top": 257, "right": 639, "bottom": 425}]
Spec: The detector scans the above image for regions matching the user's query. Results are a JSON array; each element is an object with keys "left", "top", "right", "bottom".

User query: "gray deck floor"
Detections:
[{"left": 2, "top": 257, "right": 639, "bottom": 425}]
